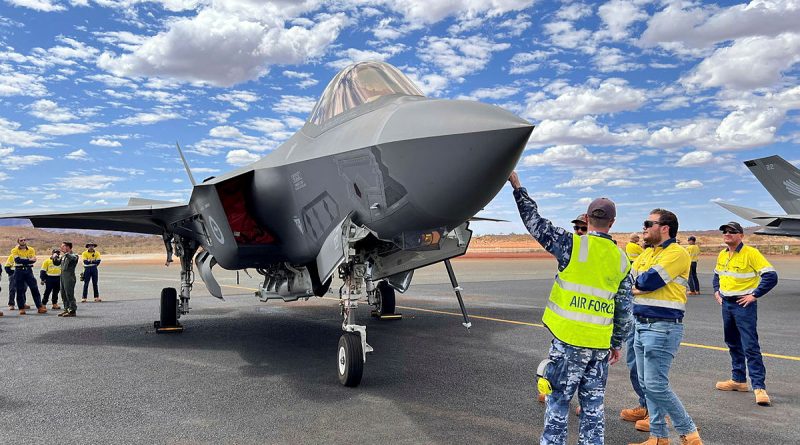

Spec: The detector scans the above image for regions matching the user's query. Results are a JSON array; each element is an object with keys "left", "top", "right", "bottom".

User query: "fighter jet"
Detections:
[
  {"left": 0, "top": 62, "right": 533, "bottom": 386},
  {"left": 717, "top": 155, "right": 800, "bottom": 237}
]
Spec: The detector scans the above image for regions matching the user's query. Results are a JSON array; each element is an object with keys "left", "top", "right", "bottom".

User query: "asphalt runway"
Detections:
[{"left": 1, "top": 256, "right": 798, "bottom": 444}]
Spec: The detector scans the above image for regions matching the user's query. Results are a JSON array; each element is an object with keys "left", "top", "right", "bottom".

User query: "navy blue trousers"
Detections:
[
  {"left": 42, "top": 276, "right": 60, "bottom": 304},
  {"left": 15, "top": 268, "right": 42, "bottom": 308},
  {"left": 82, "top": 267, "right": 99, "bottom": 298},
  {"left": 688, "top": 262, "right": 699, "bottom": 292},
  {"left": 722, "top": 298, "right": 766, "bottom": 389},
  {"left": 7, "top": 274, "right": 17, "bottom": 306}
]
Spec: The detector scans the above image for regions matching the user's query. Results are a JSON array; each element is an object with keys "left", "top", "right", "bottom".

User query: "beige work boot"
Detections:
[
  {"left": 19, "top": 308, "right": 26, "bottom": 315},
  {"left": 37, "top": 306, "right": 47, "bottom": 314},
  {"left": 754, "top": 389, "right": 771, "bottom": 406},
  {"left": 716, "top": 379, "right": 749, "bottom": 391},
  {"left": 628, "top": 436, "right": 669, "bottom": 445},
  {"left": 51, "top": 304, "right": 61, "bottom": 310},
  {"left": 621, "top": 406, "right": 648, "bottom": 422},
  {"left": 81, "top": 298, "right": 87, "bottom": 303},
  {"left": 635, "top": 416, "right": 670, "bottom": 432},
  {"left": 681, "top": 430, "right": 703, "bottom": 445}
]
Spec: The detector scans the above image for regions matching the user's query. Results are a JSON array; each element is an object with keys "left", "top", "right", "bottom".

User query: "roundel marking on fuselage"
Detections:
[{"left": 208, "top": 216, "right": 225, "bottom": 245}]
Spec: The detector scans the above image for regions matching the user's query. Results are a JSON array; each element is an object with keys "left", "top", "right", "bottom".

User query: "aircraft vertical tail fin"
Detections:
[
  {"left": 176, "top": 142, "right": 197, "bottom": 186},
  {"left": 744, "top": 155, "right": 800, "bottom": 214}
]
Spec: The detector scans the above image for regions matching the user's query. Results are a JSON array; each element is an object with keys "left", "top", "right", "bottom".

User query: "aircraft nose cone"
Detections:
[{"left": 376, "top": 99, "right": 533, "bottom": 230}]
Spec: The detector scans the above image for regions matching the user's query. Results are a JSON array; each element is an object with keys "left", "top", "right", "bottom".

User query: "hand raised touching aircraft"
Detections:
[{"left": 0, "top": 62, "right": 534, "bottom": 386}]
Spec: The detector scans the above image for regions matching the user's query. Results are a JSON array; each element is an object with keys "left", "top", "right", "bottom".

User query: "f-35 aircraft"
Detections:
[
  {"left": 717, "top": 155, "right": 800, "bottom": 238},
  {"left": 0, "top": 62, "right": 533, "bottom": 386}
]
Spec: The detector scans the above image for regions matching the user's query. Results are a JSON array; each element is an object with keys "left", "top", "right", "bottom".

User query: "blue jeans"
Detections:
[
  {"left": 625, "top": 328, "right": 646, "bottom": 408},
  {"left": 541, "top": 339, "right": 609, "bottom": 445},
  {"left": 634, "top": 320, "right": 696, "bottom": 438},
  {"left": 722, "top": 298, "right": 766, "bottom": 389}
]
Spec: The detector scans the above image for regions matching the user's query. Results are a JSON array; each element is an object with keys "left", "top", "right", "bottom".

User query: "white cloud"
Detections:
[
  {"left": 209, "top": 125, "right": 245, "bottom": 139},
  {"left": 522, "top": 145, "right": 597, "bottom": 167},
  {"left": 27, "top": 99, "right": 76, "bottom": 122},
  {"left": 525, "top": 78, "right": 647, "bottom": 120},
  {"left": 283, "top": 70, "right": 317, "bottom": 88},
  {"left": 682, "top": 33, "right": 800, "bottom": 90},
  {"left": 327, "top": 46, "right": 406, "bottom": 70},
  {"left": 405, "top": 71, "right": 449, "bottom": 96},
  {"left": 214, "top": 90, "right": 260, "bottom": 110},
  {"left": 226, "top": 149, "right": 261, "bottom": 166},
  {"left": 243, "top": 117, "right": 285, "bottom": 134},
  {"left": 556, "top": 167, "right": 633, "bottom": 188},
  {"left": 459, "top": 85, "right": 519, "bottom": 100},
  {"left": 6, "top": 0, "right": 65, "bottom": 12},
  {"left": 607, "top": 179, "right": 635, "bottom": 187},
  {"left": 0, "top": 118, "right": 48, "bottom": 147},
  {"left": 593, "top": 47, "right": 644, "bottom": 73},
  {"left": 380, "top": 0, "right": 533, "bottom": 26},
  {"left": 418, "top": 35, "right": 510, "bottom": 79},
  {"left": 65, "top": 174, "right": 123, "bottom": 190},
  {"left": 97, "top": 6, "right": 349, "bottom": 87},
  {"left": 36, "top": 122, "right": 94, "bottom": 136},
  {"left": 65, "top": 149, "right": 89, "bottom": 160},
  {"left": 43, "top": 193, "right": 59, "bottom": 200},
  {"left": 90, "top": 138, "right": 122, "bottom": 147},
  {"left": 527, "top": 117, "right": 648, "bottom": 147},
  {"left": 675, "top": 179, "right": 703, "bottom": 189},
  {"left": 114, "top": 110, "right": 181, "bottom": 126},
  {"left": 596, "top": 0, "right": 648, "bottom": 41},
  {"left": 544, "top": 21, "right": 593, "bottom": 52},
  {"left": 272, "top": 95, "right": 316, "bottom": 115},
  {"left": 676, "top": 151, "right": 713, "bottom": 167},
  {"left": 556, "top": 2, "right": 593, "bottom": 21},
  {"left": 1, "top": 153, "right": 53, "bottom": 170},
  {"left": 0, "top": 68, "right": 48, "bottom": 97}
]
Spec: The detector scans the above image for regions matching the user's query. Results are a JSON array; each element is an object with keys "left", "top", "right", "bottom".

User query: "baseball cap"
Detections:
[
  {"left": 719, "top": 222, "right": 743, "bottom": 234},
  {"left": 587, "top": 198, "right": 616, "bottom": 220},
  {"left": 570, "top": 213, "right": 588, "bottom": 225}
]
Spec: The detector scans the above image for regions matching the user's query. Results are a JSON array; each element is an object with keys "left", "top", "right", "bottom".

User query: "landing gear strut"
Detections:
[
  {"left": 336, "top": 261, "right": 373, "bottom": 387},
  {"left": 155, "top": 235, "right": 198, "bottom": 334}
]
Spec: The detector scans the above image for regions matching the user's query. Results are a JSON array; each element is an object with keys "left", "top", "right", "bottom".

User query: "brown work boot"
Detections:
[
  {"left": 51, "top": 304, "right": 61, "bottom": 310},
  {"left": 754, "top": 389, "right": 771, "bottom": 406},
  {"left": 94, "top": 297, "right": 102, "bottom": 302},
  {"left": 621, "top": 406, "right": 648, "bottom": 422},
  {"left": 23, "top": 304, "right": 31, "bottom": 309},
  {"left": 0, "top": 311, "right": 3, "bottom": 316},
  {"left": 19, "top": 308, "right": 26, "bottom": 315},
  {"left": 628, "top": 436, "right": 669, "bottom": 445},
  {"left": 635, "top": 416, "right": 669, "bottom": 432},
  {"left": 37, "top": 306, "right": 47, "bottom": 314},
  {"left": 716, "top": 379, "right": 749, "bottom": 391},
  {"left": 8, "top": 305, "right": 14, "bottom": 310},
  {"left": 681, "top": 430, "right": 703, "bottom": 445},
  {"left": 537, "top": 393, "right": 545, "bottom": 403}
]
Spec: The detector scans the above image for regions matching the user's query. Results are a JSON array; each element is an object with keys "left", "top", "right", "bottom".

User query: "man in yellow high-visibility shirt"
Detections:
[
  {"left": 628, "top": 209, "right": 702, "bottom": 445},
  {"left": 685, "top": 237, "right": 700, "bottom": 295},
  {"left": 81, "top": 242, "right": 102, "bottom": 302},
  {"left": 40, "top": 249, "right": 62, "bottom": 310},
  {"left": 9, "top": 237, "right": 46, "bottom": 315},
  {"left": 713, "top": 221, "right": 777, "bottom": 407},
  {"left": 626, "top": 234, "right": 644, "bottom": 264},
  {"left": 510, "top": 172, "right": 632, "bottom": 445}
]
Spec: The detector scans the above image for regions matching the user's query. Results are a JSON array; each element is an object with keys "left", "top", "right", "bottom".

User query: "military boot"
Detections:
[
  {"left": 628, "top": 436, "right": 669, "bottom": 445},
  {"left": 680, "top": 430, "right": 704, "bottom": 445}
]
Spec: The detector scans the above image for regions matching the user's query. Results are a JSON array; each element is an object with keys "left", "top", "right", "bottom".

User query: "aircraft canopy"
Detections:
[{"left": 309, "top": 61, "right": 424, "bottom": 125}]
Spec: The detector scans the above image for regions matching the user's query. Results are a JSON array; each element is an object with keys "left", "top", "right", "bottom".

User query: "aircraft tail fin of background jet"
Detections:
[
  {"left": 176, "top": 142, "right": 197, "bottom": 186},
  {"left": 744, "top": 155, "right": 800, "bottom": 214}
]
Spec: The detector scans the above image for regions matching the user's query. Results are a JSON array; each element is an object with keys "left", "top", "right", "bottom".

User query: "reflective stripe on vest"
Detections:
[{"left": 542, "top": 234, "right": 630, "bottom": 349}]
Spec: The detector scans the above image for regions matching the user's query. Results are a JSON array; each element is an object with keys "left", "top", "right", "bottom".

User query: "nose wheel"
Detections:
[{"left": 337, "top": 332, "right": 364, "bottom": 387}]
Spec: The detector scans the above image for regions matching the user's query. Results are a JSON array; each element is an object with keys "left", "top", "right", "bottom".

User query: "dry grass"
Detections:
[{"left": 0, "top": 227, "right": 164, "bottom": 255}]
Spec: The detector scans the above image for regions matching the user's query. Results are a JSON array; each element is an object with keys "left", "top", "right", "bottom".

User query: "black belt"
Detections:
[
  {"left": 15, "top": 266, "right": 32, "bottom": 270},
  {"left": 636, "top": 316, "right": 682, "bottom": 324}
]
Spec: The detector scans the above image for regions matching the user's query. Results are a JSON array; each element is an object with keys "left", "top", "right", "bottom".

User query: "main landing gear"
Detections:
[{"left": 155, "top": 235, "right": 198, "bottom": 334}]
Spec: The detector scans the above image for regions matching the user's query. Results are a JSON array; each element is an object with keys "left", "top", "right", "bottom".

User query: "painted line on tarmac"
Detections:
[{"left": 104, "top": 275, "right": 800, "bottom": 362}]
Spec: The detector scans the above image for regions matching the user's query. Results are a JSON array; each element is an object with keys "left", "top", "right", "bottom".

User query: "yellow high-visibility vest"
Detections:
[
  {"left": 542, "top": 234, "right": 630, "bottom": 349},
  {"left": 715, "top": 245, "right": 774, "bottom": 297}
]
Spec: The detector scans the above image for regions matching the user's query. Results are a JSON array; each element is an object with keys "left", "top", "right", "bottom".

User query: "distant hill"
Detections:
[
  {"left": 0, "top": 227, "right": 163, "bottom": 255},
  {"left": 0, "top": 219, "right": 32, "bottom": 227}
]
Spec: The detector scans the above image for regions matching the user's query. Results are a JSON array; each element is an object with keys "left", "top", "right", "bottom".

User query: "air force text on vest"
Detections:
[{"left": 569, "top": 295, "right": 614, "bottom": 314}]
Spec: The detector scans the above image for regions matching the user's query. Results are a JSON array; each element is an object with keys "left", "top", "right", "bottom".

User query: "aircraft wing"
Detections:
[
  {"left": 715, "top": 201, "right": 775, "bottom": 225},
  {"left": 0, "top": 202, "right": 194, "bottom": 235}
]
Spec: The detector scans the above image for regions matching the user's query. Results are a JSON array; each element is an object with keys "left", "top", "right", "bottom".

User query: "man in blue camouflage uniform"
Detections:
[{"left": 510, "top": 172, "right": 633, "bottom": 445}]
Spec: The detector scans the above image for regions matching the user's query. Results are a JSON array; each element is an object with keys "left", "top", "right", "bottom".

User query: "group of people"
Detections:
[
  {"left": 509, "top": 172, "right": 778, "bottom": 445},
  {"left": 1, "top": 237, "right": 103, "bottom": 317}
]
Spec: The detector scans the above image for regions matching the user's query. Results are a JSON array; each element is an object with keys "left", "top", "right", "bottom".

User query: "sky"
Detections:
[{"left": 0, "top": 0, "right": 798, "bottom": 236}]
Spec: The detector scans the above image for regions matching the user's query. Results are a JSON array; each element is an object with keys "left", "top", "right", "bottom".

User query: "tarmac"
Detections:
[{"left": 1, "top": 256, "right": 798, "bottom": 444}]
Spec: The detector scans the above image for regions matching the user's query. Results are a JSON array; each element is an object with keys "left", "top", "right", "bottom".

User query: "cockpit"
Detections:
[{"left": 308, "top": 61, "right": 424, "bottom": 126}]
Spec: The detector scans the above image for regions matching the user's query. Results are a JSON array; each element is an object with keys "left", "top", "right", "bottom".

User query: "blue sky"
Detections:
[{"left": 0, "top": 0, "right": 798, "bottom": 235}]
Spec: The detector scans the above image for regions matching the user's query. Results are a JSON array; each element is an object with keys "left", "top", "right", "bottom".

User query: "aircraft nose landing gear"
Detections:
[{"left": 336, "top": 261, "right": 373, "bottom": 387}]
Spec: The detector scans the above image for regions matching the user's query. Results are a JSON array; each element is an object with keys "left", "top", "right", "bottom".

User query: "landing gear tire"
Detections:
[
  {"left": 337, "top": 332, "right": 363, "bottom": 387},
  {"left": 375, "top": 281, "right": 395, "bottom": 315},
  {"left": 155, "top": 287, "right": 183, "bottom": 333}
]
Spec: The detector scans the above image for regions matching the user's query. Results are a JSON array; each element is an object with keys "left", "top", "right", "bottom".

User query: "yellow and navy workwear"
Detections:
[
  {"left": 81, "top": 250, "right": 101, "bottom": 299},
  {"left": 713, "top": 242, "right": 777, "bottom": 390},
  {"left": 626, "top": 242, "right": 644, "bottom": 263},
  {"left": 40, "top": 257, "right": 62, "bottom": 305},
  {"left": 544, "top": 233, "right": 631, "bottom": 349},
  {"left": 631, "top": 238, "right": 690, "bottom": 320},
  {"left": 9, "top": 246, "right": 43, "bottom": 309},
  {"left": 685, "top": 244, "right": 700, "bottom": 263},
  {"left": 713, "top": 243, "right": 777, "bottom": 298}
]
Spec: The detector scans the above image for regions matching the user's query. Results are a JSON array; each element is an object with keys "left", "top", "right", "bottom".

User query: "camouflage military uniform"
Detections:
[{"left": 513, "top": 187, "right": 633, "bottom": 445}]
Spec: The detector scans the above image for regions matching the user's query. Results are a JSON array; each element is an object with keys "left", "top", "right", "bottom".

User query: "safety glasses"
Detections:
[
  {"left": 642, "top": 220, "right": 663, "bottom": 229},
  {"left": 721, "top": 230, "right": 739, "bottom": 235},
  {"left": 573, "top": 225, "right": 587, "bottom": 232}
]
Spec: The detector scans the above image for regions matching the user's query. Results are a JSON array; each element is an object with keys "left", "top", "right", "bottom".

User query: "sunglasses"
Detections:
[
  {"left": 573, "top": 225, "right": 587, "bottom": 232},
  {"left": 642, "top": 220, "right": 664, "bottom": 229},
  {"left": 721, "top": 230, "right": 740, "bottom": 235}
]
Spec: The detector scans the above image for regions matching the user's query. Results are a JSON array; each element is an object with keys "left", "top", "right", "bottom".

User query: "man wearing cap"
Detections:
[
  {"left": 59, "top": 242, "right": 79, "bottom": 317},
  {"left": 509, "top": 172, "right": 632, "bottom": 445},
  {"left": 571, "top": 214, "right": 588, "bottom": 236},
  {"left": 81, "top": 242, "right": 102, "bottom": 303},
  {"left": 685, "top": 237, "right": 700, "bottom": 295},
  {"left": 40, "top": 248, "right": 62, "bottom": 310},
  {"left": 713, "top": 222, "right": 777, "bottom": 406},
  {"left": 626, "top": 234, "right": 644, "bottom": 264},
  {"left": 9, "top": 237, "right": 46, "bottom": 315},
  {"left": 629, "top": 209, "right": 702, "bottom": 445}
]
